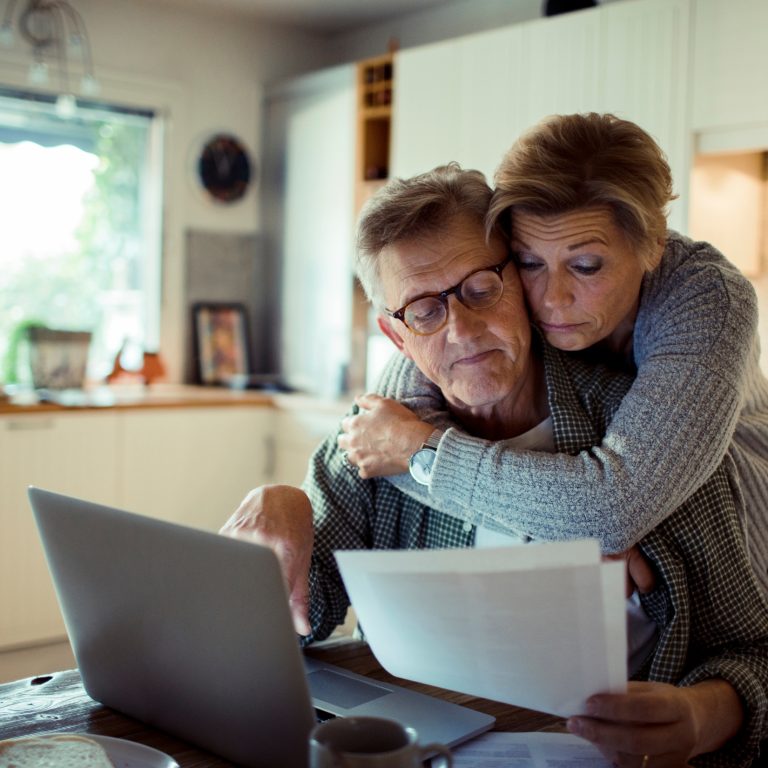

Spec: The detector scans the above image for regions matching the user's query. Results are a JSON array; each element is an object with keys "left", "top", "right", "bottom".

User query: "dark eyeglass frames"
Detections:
[{"left": 385, "top": 255, "right": 514, "bottom": 336}]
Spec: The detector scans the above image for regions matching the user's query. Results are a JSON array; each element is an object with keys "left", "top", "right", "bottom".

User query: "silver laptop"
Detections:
[{"left": 29, "top": 487, "right": 494, "bottom": 768}]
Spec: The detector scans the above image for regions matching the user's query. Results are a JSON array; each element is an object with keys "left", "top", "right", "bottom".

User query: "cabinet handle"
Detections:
[{"left": 5, "top": 419, "right": 55, "bottom": 431}]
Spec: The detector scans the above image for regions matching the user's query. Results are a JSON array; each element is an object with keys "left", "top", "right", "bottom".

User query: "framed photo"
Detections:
[{"left": 192, "top": 302, "right": 251, "bottom": 385}]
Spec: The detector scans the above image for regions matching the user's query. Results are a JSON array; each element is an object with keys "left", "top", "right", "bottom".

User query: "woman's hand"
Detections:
[
  {"left": 337, "top": 393, "right": 434, "bottom": 479},
  {"left": 603, "top": 546, "right": 656, "bottom": 598},
  {"left": 567, "top": 679, "right": 744, "bottom": 767}
]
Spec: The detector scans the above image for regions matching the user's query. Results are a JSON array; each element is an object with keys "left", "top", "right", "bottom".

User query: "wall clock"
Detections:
[{"left": 197, "top": 133, "right": 253, "bottom": 204}]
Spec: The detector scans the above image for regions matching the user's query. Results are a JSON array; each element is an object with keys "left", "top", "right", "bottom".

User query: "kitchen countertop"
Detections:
[{"left": 0, "top": 384, "right": 353, "bottom": 415}]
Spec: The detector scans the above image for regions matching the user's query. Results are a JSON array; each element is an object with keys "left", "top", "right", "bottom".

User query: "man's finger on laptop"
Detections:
[{"left": 289, "top": 590, "right": 311, "bottom": 636}]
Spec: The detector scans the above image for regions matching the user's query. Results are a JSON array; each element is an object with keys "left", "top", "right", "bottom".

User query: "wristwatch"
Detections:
[{"left": 408, "top": 429, "right": 443, "bottom": 486}]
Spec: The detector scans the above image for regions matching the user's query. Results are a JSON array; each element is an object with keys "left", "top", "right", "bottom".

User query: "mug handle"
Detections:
[
  {"left": 326, "top": 746, "right": 348, "bottom": 768},
  {"left": 418, "top": 744, "right": 453, "bottom": 767}
]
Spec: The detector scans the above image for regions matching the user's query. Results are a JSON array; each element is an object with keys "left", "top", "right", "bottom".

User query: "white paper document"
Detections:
[
  {"left": 452, "top": 731, "right": 612, "bottom": 767},
  {"left": 335, "top": 540, "right": 626, "bottom": 717}
]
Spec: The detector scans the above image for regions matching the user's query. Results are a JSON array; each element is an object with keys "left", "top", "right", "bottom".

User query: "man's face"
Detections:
[{"left": 378, "top": 215, "right": 532, "bottom": 412}]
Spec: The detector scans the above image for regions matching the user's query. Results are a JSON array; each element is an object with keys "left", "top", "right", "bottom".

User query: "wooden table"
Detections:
[{"left": 0, "top": 638, "right": 563, "bottom": 766}]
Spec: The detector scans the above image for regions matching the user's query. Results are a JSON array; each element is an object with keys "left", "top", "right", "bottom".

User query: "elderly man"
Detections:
[{"left": 222, "top": 165, "right": 768, "bottom": 767}]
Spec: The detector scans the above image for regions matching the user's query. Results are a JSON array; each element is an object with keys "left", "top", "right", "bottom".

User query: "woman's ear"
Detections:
[
  {"left": 377, "top": 315, "right": 411, "bottom": 358},
  {"left": 643, "top": 238, "right": 665, "bottom": 272}
]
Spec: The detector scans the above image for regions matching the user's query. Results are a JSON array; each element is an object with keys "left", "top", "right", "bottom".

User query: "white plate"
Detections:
[
  {"left": 3, "top": 733, "right": 180, "bottom": 768},
  {"left": 85, "top": 735, "right": 180, "bottom": 768}
]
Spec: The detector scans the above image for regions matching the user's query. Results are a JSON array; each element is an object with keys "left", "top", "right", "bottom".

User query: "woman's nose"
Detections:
[{"left": 541, "top": 272, "right": 574, "bottom": 309}]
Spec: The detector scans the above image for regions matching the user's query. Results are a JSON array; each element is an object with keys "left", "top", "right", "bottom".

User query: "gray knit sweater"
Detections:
[{"left": 377, "top": 232, "right": 768, "bottom": 594}]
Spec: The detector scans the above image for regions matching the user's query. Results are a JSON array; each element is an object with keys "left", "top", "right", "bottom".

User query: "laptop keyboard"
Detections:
[{"left": 314, "top": 707, "right": 337, "bottom": 723}]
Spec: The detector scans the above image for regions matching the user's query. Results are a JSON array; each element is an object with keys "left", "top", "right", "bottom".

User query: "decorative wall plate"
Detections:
[{"left": 197, "top": 133, "right": 253, "bottom": 204}]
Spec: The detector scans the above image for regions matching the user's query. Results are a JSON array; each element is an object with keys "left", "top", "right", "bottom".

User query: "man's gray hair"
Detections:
[{"left": 355, "top": 163, "right": 493, "bottom": 307}]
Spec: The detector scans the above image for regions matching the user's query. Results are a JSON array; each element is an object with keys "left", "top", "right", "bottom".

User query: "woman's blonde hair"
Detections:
[
  {"left": 488, "top": 113, "right": 676, "bottom": 268},
  {"left": 355, "top": 162, "right": 493, "bottom": 306}
]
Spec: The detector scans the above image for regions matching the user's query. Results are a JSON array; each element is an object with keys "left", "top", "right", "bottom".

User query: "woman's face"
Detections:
[{"left": 510, "top": 206, "right": 647, "bottom": 353}]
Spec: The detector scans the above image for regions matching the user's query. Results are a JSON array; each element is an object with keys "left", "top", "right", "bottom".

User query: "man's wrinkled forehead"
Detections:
[{"left": 380, "top": 225, "right": 508, "bottom": 304}]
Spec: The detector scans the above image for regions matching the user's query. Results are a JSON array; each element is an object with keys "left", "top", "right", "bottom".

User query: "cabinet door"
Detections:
[
  {"left": 119, "top": 407, "right": 274, "bottom": 532},
  {"left": 517, "top": 10, "right": 601, "bottom": 128},
  {"left": 0, "top": 412, "right": 120, "bottom": 648},
  {"left": 457, "top": 26, "right": 523, "bottom": 181},
  {"left": 597, "top": 0, "right": 691, "bottom": 232},
  {"left": 394, "top": 2, "right": 689, "bottom": 196},
  {"left": 391, "top": 38, "right": 464, "bottom": 178},
  {"left": 273, "top": 402, "right": 349, "bottom": 487},
  {"left": 394, "top": 26, "right": 529, "bottom": 182},
  {"left": 692, "top": 0, "right": 768, "bottom": 131}
]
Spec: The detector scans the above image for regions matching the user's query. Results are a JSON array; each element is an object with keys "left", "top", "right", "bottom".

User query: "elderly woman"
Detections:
[{"left": 339, "top": 112, "right": 768, "bottom": 595}]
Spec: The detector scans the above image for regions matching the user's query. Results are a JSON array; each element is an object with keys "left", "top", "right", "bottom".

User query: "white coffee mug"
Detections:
[{"left": 309, "top": 716, "right": 453, "bottom": 768}]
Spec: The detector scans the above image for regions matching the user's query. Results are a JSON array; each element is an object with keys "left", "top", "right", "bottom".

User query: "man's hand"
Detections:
[
  {"left": 219, "top": 485, "right": 314, "bottom": 636},
  {"left": 604, "top": 545, "right": 656, "bottom": 598},
  {"left": 567, "top": 679, "right": 744, "bottom": 767},
  {"left": 338, "top": 393, "right": 433, "bottom": 478}
]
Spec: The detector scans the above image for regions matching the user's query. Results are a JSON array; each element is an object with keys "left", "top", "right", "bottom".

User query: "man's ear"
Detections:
[{"left": 377, "top": 315, "right": 412, "bottom": 359}]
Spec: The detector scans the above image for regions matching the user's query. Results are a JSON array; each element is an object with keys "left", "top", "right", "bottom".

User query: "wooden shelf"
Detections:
[
  {"left": 356, "top": 52, "right": 394, "bottom": 184},
  {"left": 350, "top": 51, "right": 396, "bottom": 392},
  {"left": 360, "top": 105, "right": 392, "bottom": 120},
  {"left": 359, "top": 54, "right": 394, "bottom": 110}
]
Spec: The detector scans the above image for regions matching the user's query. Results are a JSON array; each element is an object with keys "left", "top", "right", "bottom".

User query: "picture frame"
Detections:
[{"left": 192, "top": 302, "right": 251, "bottom": 385}]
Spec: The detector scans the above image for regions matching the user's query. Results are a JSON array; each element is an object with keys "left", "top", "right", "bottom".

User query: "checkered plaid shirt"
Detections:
[{"left": 302, "top": 340, "right": 768, "bottom": 767}]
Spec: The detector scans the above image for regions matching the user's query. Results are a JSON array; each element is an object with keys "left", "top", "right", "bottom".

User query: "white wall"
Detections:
[{"left": 0, "top": 0, "right": 334, "bottom": 381}]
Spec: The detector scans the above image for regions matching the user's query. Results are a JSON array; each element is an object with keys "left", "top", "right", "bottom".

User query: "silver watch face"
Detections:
[{"left": 409, "top": 447, "right": 436, "bottom": 485}]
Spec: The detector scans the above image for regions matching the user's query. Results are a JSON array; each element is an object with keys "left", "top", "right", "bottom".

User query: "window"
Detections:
[{"left": 0, "top": 89, "right": 162, "bottom": 384}]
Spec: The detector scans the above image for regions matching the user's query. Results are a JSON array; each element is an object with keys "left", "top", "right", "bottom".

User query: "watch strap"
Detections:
[{"left": 421, "top": 428, "right": 442, "bottom": 452}]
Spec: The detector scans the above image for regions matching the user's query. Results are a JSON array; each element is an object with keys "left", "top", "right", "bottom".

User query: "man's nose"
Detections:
[
  {"left": 444, "top": 295, "right": 485, "bottom": 341},
  {"left": 541, "top": 271, "right": 574, "bottom": 309}
]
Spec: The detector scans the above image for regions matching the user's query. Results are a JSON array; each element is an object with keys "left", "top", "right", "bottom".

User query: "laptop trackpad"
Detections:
[{"left": 307, "top": 669, "right": 391, "bottom": 709}]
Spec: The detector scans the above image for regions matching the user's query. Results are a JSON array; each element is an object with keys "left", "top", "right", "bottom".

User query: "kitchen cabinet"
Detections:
[
  {"left": 392, "top": 0, "right": 691, "bottom": 230},
  {"left": 692, "top": 0, "right": 768, "bottom": 134},
  {"left": 393, "top": 24, "right": 558, "bottom": 182},
  {"left": 118, "top": 407, "right": 274, "bottom": 532},
  {"left": 0, "top": 395, "right": 345, "bottom": 650},
  {"left": 391, "top": 37, "right": 465, "bottom": 178},
  {"left": 454, "top": 27, "right": 522, "bottom": 181},
  {"left": 597, "top": 0, "right": 691, "bottom": 232},
  {"left": 356, "top": 53, "right": 394, "bottom": 190},
  {"left": 272, "top": 397, "right": 350, "bottom": 487},
  {"left": 0, "top": 412, "right": 120, "bottom": 648},
  {"left": 515, "top": 9, "right": 600, "bottom": 142},
  {"left": 392, "top": 7, "right": 600, "bottom": 181}
]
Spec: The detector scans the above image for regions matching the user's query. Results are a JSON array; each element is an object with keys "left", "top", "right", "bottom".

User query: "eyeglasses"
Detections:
[{"left": 385, "top": 255, "right": 513, "bottom": 336}]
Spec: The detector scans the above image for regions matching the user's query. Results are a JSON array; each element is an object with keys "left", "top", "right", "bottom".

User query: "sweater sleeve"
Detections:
[{"left": 377, "top": 235, "right": 758, "bottom": 553}]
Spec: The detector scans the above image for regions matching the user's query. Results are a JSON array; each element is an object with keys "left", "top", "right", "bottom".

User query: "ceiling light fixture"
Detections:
[{"left": 0, "top": 0, "right": 98, "bottom": 117}]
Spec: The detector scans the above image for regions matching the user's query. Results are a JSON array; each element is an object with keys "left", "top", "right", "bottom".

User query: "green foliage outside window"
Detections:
[{"left": 0, "top": 101, "right": 156, "bottom": 385}]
